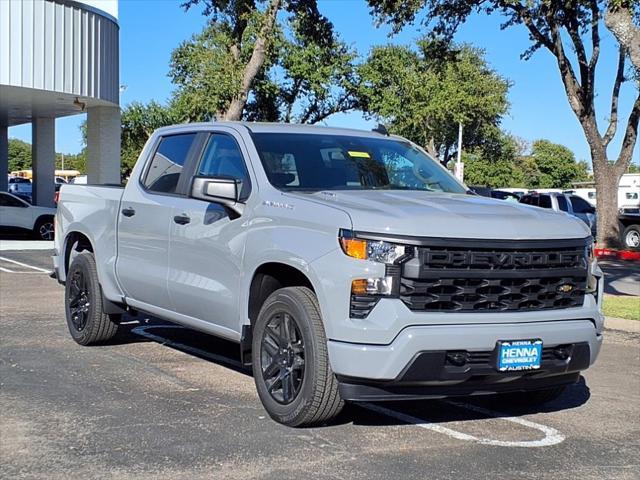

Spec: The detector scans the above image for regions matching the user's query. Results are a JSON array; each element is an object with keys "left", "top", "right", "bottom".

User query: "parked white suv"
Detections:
[{"left": 0, "top": 192, "right": 56, "bottom": 240}]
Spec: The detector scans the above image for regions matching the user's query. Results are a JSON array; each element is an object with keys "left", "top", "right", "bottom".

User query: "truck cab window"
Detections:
[
  {"left": 539, "top": 195, "right": 552, "bottom": 209},
  {"left": 198, "top": 134, "right": 251, "bottom": 199},
  {"left": 143, "top": 134, "right": 196, "bottom": 194},
  {"left": 556, "top": 195, "right": 569, "bottom": 212},
  {"left": 570, "top": 195, "right": 595, "bottom": 214}
]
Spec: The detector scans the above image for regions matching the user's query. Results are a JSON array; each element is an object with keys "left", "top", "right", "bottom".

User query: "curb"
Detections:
[{"left": 605, "top": 316, "right": 640, "bottom": 334}]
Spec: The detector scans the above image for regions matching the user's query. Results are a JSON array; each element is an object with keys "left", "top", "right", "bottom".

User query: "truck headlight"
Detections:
[{"left": 339, "top": 232, "right": 407, "bottom": 264}]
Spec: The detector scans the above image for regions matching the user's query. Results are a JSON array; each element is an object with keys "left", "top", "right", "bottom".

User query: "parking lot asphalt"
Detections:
[{"left": 1, "top": 248, "right": 639, "bottom": 480}]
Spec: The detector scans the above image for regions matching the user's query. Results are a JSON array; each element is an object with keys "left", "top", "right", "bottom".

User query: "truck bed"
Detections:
[{"left": 55, "top": 184, "right": 124, "bottom": 301}]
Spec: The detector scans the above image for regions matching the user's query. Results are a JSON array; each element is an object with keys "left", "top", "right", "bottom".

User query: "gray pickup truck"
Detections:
[{"left": 54, "top": 122, "right": 604, "bottom": 426}]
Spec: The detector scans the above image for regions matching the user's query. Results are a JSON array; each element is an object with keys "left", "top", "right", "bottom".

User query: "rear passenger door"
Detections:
[
  {"left": 167, "top": 129, "right": 253, "bottom": 337},
  {"left": 116, "top": 133, "right": 200, "bottom": 309}
]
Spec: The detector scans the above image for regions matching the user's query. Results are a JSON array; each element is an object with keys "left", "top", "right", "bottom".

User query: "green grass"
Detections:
[{"left": 603, "top": 295, "right": 640, "bottom": 321}]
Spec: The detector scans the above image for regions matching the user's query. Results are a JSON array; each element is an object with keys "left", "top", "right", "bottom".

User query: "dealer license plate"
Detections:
[{"left": 497, "top": 339, "right": 543, "bottom": 372}]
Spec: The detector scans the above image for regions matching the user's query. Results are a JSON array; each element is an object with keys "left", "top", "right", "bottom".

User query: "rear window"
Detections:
[
  {"left": 143, "top": 134, "right": 196, "bottom": 194},
  {"left": 557, "top": 195, "right": 569, "bottom": 212}
]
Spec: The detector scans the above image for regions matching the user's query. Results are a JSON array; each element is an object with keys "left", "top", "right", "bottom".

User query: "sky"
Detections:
[{"left": 8, "top": 0, "right": 640, "bottom": 167}]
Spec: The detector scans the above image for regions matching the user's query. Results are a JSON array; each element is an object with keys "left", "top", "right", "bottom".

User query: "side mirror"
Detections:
[{"left": 190, "top": 176, "right": 244, "bottom": 215}]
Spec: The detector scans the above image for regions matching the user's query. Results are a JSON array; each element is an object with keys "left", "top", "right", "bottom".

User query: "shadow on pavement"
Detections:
[{"left": 104, "top": 313, "right": 591, "bottom": 428}]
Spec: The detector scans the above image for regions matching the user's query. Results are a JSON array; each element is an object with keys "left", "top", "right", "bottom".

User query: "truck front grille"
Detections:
[
  {"left": 400, "top": 275, "right": 586, "bottom": 312},
  {"left": 399, "top": 239, "right": 589, "bottom": 313}
]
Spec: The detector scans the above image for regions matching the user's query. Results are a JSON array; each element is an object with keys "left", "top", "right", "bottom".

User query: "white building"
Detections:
[{"left": 0, "top": 0, "right": 120, "bottom": 206}]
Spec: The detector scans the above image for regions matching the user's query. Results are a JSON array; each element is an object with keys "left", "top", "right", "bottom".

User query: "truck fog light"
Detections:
[{"left": 351, "top": 277, "right": 394, "bottom": 296}]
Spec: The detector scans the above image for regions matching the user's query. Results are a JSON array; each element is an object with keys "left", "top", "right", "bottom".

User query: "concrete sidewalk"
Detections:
[{"left": 605, "top": 316, "right": 639, "bottom": 333}]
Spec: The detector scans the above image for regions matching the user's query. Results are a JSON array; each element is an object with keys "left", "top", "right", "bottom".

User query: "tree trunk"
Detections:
[
  {"left": 224, "top": 0, "right": 281, "bottom": 121},
  {"left": 592, "top": 160, "right": 625, "bottom": 247}
]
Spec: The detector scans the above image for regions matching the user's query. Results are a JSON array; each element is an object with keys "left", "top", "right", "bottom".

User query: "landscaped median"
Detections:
[
  {"left": 603, "top": 295, "right": 640, "bottom": 322},
  {"left": 603, "top": 294, "right": 640, "bottom": 334}
]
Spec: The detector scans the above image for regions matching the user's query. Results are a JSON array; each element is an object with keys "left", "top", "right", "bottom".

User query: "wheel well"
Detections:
[
  {"left": 64, "top": 232, "right": 93, "bottom": 276},
  {"left": 241, "top": 263, "right": 315, "bottom": 367},
  {"left": 248, "top": 263, "right": 315, "bottom": 326},
  {"left": 34, "top": 214, "right": 54, "bottom": 227}
]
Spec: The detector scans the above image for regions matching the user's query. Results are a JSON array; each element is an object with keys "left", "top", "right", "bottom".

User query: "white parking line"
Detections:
[
  {"left": 0, "top": 256, "right": 51, "bottom": 273},
  {"left": 361, "top": 401, "right": 564, "bottom": 448},
  {"left": 0, "top": 266, "right": 15, "bottom": 273}
]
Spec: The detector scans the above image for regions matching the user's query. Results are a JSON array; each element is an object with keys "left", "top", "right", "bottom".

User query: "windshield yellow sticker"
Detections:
[{"left": 348, "top": 151, "right": 371, "bottom": 158}]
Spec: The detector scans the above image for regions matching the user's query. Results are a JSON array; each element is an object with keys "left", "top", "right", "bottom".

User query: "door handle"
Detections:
[
  {"left": 121, "top": 207, "right": 136, "bottom": 217},
  {"left": 173, "top": 214, "right": 191, "bottom": 225}
]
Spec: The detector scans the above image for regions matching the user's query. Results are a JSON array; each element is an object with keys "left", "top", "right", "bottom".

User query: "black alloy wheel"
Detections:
[
  {"left": 67, "top": 269, "right": 91, "bottom": 332},
  {"left": 261, "top": 312, "right": 305, "bottom": 404}
]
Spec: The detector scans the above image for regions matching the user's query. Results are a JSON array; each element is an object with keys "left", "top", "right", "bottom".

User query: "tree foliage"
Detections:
[
  {"left": 357, "top": 40, "right": 510, "bottom": 165},
  {"left": 8, "top": 138, "right": 86, "bottom": 174},
  {"left": 7, "top": 139, "right": 31, "bottom": 172},
  {"left": 179, "top": 0, "right": 355, "bottom": 121},
  {"left": 463, "top": 136, "right": 590, "bottom": 188},
  {"left": 170, "top": 11, "right": 358, "bottom": 124},
  {"left": 367, "top": 0, "right": 640, "bottom": 247}
]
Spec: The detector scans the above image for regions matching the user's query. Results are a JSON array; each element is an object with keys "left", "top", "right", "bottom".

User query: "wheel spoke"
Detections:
[
  {"left": 266, "top": 371, "right": 283, "bottom": 393},
  {"left": 262, "top": 358, "right": 280, "bottom": 378},
  {"left": 282, "top": 314, "right": 292, "bottom": 344},
  {"left": 267, "top": 321, "right": 286, "bottom": 347},
  {"left": 281, "top": 371, "right": 292, "bottom": 401}
]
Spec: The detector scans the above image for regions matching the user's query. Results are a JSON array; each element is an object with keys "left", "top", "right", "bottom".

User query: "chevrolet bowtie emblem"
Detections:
[{"left": 557, "top": 284, "right": 574, "bottom": 293}]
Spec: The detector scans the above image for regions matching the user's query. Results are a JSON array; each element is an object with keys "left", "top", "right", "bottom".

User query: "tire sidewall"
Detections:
[
  {"left": 252, "top": 290, "right": 321, "bottom": 426},
  {"left": 65, "top": 252, "right": 103, "bottom": 345},
  {"left": 623, "top": 226, "right": 640, "bottom": 249}
]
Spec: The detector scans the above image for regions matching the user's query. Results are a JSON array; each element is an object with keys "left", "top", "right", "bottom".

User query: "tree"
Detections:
[
  {"left": 120, "top": 101, "right": 179, "bottom": 174},
  {"left": 8, "top": 139, "right": 32, "bottom": 172},
  {"left": 180, "top": 0, "right": 352, "bottom": 121},
  {"left": 170, "top": 9, "right": 357, "bottom": 123},
  {"left": 357, "top": 40, "right": 510, "bottom": 165},
  {"left": 530, "top": 139, "right": 590, "bottom": 188},
  {"left": 367, "top": 0, "right": 640, "bottom": 247},
  {"left": 463, "top": 136, "right": 590, "bottom": 188}
]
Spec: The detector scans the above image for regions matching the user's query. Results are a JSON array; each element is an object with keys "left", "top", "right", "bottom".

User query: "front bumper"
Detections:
[{"left": 328, "top": 319, "right": 602, "bottom": 401}]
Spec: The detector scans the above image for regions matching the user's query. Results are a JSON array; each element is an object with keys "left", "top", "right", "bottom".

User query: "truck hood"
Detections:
[{"left": 286, "top": 190, "right": 591, "bottom": 240}]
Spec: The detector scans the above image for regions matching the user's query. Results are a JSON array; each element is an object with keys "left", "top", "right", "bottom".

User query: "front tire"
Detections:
[
  {"left": 252, "top": 287, "right": 344, "bottom": 427},
  {"left": 65, "top": 251, "right": 119, "bottom": 345}
]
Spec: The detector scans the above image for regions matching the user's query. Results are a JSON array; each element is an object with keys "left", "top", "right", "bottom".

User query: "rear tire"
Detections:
[
  {"left": 33, "top": 216, "right": 55, "bottom": 241},
  {"left": 65, "top": 251, "right": 119, "bottom": 345},
  {"left": 622, "top": 224, "right": 640, "bottom": 249},
  {"left": 252, "top": 286, "right": 344, "bottom": 427}
]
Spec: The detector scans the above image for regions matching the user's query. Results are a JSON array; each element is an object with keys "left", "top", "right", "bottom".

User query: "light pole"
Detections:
[{"left": 455, "top": 122, "right": 464, "bottom": 182}]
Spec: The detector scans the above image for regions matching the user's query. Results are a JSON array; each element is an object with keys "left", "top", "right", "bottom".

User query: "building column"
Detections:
[
  {"left": 32, "top": 118, "right": 56, "bottom": 207},
  {"left": 87, "top": 106, "right": 121, "bottom": 185},
  {"left": 0, "top": 125, "right": 7, "bottom": 192}
]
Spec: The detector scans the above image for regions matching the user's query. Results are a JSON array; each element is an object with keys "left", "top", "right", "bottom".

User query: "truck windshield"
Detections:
[{"left": 251, "top": 133, "right": 466, "bottom": 194}]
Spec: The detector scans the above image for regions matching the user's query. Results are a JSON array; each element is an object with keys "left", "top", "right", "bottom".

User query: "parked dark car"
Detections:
[
  {"left": 470, "top": 186, "right": 520, "bottom": 202},
  {"left": 519, "top": 192, "right": 597, "bottom": 237}
]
